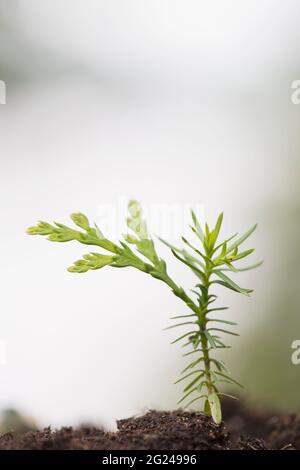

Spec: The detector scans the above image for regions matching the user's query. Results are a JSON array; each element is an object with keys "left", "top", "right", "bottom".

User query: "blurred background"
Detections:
[{"left": 0, "top": 0, "right": 300, "bottom": 431}]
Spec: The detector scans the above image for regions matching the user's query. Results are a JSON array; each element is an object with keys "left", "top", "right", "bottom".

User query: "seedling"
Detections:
[{"left": 27, "top": 200, "right": 261, "bottom": 424}]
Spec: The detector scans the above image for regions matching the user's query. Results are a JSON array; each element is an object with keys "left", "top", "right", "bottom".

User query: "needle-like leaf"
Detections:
[{"left": 227, "top": 224, "right": 257, "bottom": 253}]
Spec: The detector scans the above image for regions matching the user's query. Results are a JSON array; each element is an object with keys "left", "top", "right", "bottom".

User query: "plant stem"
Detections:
[
  {"left": 163, "top": 261, "right": 215, "bottom": 397},
  {"left": 199, "top": 266, "right": 214, "bottom": 396},
  {"left": 163, "top": 273, "right": 199, "bottom": 314},
  {"left": 155, "top": 257, "right": 216, "bottom": 402}
]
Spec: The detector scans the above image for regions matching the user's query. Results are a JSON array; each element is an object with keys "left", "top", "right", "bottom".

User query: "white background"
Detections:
[{"left": 0, "top": 0, "right": 299, "bottom": 428}]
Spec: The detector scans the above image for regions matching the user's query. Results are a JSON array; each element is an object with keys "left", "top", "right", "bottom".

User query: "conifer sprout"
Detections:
[{"left": 27, "top": 200, "right": 262, "bottom": 424}]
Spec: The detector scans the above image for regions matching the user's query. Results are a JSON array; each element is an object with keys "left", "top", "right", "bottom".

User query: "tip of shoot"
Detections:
[
  {"left": 70, "top": 212, "right": 90, "bottom": 231},
  {"left": 26, "top": 226, "right": 36, "bottom": 235}
]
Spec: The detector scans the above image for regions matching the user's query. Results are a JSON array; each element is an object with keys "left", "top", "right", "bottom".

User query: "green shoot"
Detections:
[{"left": 27, "top": 200, "right": 262, "bottom": 424}]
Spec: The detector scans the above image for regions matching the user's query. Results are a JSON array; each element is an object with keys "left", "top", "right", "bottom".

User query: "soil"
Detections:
[{"left": 0, "top": 400, "right": 298, "bottom": 450}]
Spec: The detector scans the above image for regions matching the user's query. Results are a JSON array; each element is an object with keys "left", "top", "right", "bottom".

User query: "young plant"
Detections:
[{"left": 27, "top": 200, "right": 261, "bottom": 424}]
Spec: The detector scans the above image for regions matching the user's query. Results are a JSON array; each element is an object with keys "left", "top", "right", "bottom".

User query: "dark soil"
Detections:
[{"left": 0, "top": 400, "right": 298, "bottom": 450}]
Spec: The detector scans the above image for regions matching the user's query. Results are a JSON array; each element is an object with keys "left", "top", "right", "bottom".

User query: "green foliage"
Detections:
[{"left": 27, "top": 200, "right": 261, "bottom": 424}]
